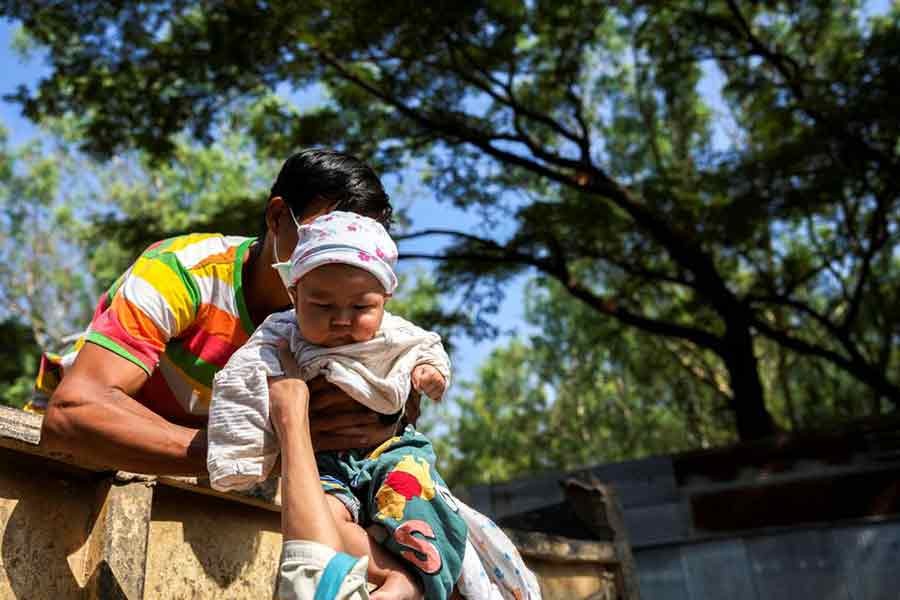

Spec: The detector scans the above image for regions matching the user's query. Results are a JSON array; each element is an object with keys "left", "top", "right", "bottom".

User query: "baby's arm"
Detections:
[
  {"left": 411, "top": 364, "right": 448, "bottom": 401},
  {"left": 412, "top": 327, "right": 452, "bottom": 402}
]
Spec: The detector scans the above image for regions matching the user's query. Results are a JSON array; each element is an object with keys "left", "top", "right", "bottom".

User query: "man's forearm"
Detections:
[
  {"left": 270, "top": 376, "right": 343, "bottom": 547},
  {"left": 43, "top": 382, "right": 207, "bottom": 475},
  {"left": 280, "top": 416, "right": 343, "bottom": 546}
]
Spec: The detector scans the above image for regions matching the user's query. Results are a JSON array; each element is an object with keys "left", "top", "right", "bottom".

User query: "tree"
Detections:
[
  {"left": 79, "top": 121, "right": 280, "bottom": 289},
  {"left": 0, "top": 122, "right": 99, "bottom": 407},
  {"left": 437, "top": 276, "right": 886, "bottom": 487},
  {"left": 0, "top": 124, "right": 96, "bottom": 349},
  {"left": 0, "top": 318, "right": 41, "bottom": 408},
  {"left": 434, "top": 278, "right": 739, "bottom": 487},
  {"left": 3, "top": 1, "right": 898, "bottom": 440}
]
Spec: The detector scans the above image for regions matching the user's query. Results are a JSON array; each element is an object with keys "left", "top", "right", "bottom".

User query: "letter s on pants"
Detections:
[{"left": 394, "top": 520, "right": 442, "bottom": 574}]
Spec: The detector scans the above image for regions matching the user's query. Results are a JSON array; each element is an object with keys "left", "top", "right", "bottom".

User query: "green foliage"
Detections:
[
  {"left": 0, "top": 115, "right": 280, "bottom": 406},
  {"left": 0, "top": 319, "right": 41, "bottom": 408},
  {"left": 438, "top": 277, "right": 885, "bottom": 487},
  {"left": 436, "top": 281, "right": 737, "bottom": 487},
  {"left": 1, "top": 1, "right": 898, "bottom": 448},
  {"left": 82, "top": 121, "right": 278, "bottom": 289},
  {"left": 0, "top": 124, "right": 97, "bottom": 351},
  {"left": 383, "top": 271, "right": 475, "bottom": 355}
]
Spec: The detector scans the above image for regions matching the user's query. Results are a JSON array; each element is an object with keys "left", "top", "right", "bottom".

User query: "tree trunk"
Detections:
[{"left": 722, "top": 321, "right": 777, "bottom": 441}]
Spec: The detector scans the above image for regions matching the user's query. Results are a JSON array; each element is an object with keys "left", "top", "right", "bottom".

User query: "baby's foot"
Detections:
[{"left": 369, "top": 570, "right": 423, "bottom": 600}]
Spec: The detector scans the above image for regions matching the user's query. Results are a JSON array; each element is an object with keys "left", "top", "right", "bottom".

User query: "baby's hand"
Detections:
[{"left": 411, "top": 364, "right": 447, "bottom": 402}]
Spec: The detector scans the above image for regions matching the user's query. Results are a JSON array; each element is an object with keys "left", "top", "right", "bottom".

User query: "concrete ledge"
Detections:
[
  {"left": 506, "top": 529, "right": 618, "bottom": 564},
  {"left": 0, "top": 405, "right": 41, "bottom": 446},
  {"left": 0, "top": 404, "right": 282, "bottom": 512},
  {"left": 0, "top": 404, "right": 636, "bottom": 599}
]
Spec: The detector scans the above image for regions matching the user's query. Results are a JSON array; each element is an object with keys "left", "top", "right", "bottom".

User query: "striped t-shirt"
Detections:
[{"left": 52, "top": 234, "right": 259, "bottom": 426}]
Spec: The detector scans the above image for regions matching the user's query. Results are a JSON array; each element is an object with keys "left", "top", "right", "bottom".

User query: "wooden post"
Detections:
[
  {"left": 564, "top": 476, "right": 641, "bottom": 600},
  {"left": 598, "top": 483, "right": 640, "bottom": 600}
]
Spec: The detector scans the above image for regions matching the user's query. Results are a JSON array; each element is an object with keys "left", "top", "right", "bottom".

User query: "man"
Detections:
[{"left": 40, "top": 149, "right": 401, "bottom": 475}]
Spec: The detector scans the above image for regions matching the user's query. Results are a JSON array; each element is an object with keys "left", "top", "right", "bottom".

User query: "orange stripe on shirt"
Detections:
[
  {"left": 108, "top": 294, "right": 168, "bottom": 354},
  {"left": 191, "top": 247, "right": 238, "bottom": 271},
  {"left": 181, "top": 303, "right": 247, "bottom": 368},
  {"left": 109, "top": 294, "right": 168, "bottom": 351},
  {"left": 193, "top": 303, "right": 250, "bottom": 344}
]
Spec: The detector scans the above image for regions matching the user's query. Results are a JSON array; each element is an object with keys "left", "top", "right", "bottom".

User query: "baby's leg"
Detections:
[
  {"left": 363, "top": 429, "right": 469, "bottom": 600},
  {"left": 324, "top": 494, "right": 423, "bottom": 599}
]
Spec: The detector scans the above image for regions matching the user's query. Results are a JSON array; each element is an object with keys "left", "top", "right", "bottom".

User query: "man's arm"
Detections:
[
  {"left": 41, "top": 342, "right": 207, "bottom": 475},
  {"left": 270, "top": 376, "right": 344, "bottom": 546},
  {"left": 42, "top": 344, "right": 397, "bottom": 474}
]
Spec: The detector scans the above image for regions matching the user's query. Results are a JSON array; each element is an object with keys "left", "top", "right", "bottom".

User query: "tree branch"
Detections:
[
  {"left": 748, "top": 291, "right": 881, "bottom": 375},
  {"left": 512, "top": 113, "right": 586, "bottom": 171},
  {"left": 394, "top": 228, "right": 501, "bottom": 247},
  {"left": 401, "top": 251, "right": 723, "bottom": 352},
  {"left": 724, "top": 0, "right": 804, "bottom": 99},
  {"left": 843, "top": 195, "right": 890, "bottom": 332},
  {"left": 313, "top": 46, "right": 581, "bottom": 190},
  {"left": 314, "top": 39, "right": 746, "bottom": 326},
  {"left": 752, "top": 317, "right": 900, "bottom": 400},
  {"left": 446, "top": 35, "right": 587, "bottom": 148}
]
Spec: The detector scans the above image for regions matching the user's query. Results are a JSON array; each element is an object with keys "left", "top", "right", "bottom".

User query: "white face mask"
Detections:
[{"left": 271, "top": 207, "right": 302, "bottom": 297}]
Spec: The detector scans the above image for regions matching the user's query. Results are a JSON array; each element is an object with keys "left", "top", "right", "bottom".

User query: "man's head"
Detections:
[{"left": 263, "top": 148, "right": 393, "bottom": 263}]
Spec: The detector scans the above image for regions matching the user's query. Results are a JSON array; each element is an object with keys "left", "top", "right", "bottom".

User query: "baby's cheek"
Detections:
[
  {"left": 356, "top": 313, "right": 382, "bottom": 340},
  {"left": 296, "top": 308, "right": 329, "bottom": 344}
]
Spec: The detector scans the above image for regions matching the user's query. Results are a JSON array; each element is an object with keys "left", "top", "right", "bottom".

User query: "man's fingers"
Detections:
[{"left": 418, "top": 377, "right": 443, "bottom": 399}]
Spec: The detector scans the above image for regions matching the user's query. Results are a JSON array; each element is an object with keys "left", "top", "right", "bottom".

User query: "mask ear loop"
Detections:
[{"left": 273, "top": 205, "right": 302, "bottom": 264}]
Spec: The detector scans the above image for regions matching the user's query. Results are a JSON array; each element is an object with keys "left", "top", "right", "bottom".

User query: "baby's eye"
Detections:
[
  {"left": 354, "top": 304, "right": 373, "bottom": 310},
  {"left": 311, "top": 302, "right": 332, "bottom": 308}
]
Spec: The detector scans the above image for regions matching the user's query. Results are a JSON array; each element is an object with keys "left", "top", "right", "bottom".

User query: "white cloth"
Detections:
[
  {"left": 278, "top": 541, "right": 370, "bottom": 600},
  {"left": 457, "top": 539, "right": 505, "bottom": 599},
  {"left": 207, "top": 309, "right": 451, "bottom": 492},
  {"left": 457, "top": 500, "right": 543, "bottom": 600}
]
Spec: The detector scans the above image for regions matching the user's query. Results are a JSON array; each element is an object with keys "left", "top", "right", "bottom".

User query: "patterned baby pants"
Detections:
[{"left": 316, "top": 426, "right": 467, "bottom": 600}]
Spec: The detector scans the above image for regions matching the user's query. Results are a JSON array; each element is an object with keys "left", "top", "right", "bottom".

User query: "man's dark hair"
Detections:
[{"left": 263, "top": 148, "right": 392, "bottom": 238}]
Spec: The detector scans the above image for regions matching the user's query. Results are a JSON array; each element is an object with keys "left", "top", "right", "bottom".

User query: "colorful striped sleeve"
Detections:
[{"left": 87, "top": 248, "right": 201, "bottom": 374}]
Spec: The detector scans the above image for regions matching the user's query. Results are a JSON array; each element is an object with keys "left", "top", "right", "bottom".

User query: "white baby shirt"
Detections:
[{"left": 207, "top": 309, "right": 452, "bottom": 492}]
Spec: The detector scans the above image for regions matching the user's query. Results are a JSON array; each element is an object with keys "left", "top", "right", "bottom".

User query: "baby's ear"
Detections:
[{"left": 382, "top": 293, "right": 392, "bottom": 305}]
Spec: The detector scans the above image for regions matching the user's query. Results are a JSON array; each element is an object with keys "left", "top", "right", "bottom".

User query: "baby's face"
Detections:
[{"left": 293, "top": 263, "right": 388, "bottom": 347}]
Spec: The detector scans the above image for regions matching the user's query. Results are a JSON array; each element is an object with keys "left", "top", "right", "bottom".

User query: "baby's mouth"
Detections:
[{"left": 328, "top": 333, "right": 355, "bottom": 346}]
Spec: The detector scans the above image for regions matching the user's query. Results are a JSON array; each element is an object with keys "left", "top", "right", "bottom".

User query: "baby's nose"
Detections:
[{"left": 332, "top": 308, "right": 353, "bottom": 325}]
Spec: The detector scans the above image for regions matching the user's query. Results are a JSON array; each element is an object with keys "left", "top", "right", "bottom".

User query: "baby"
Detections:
[{"left": 208, "top": 211, "right": 466, "bottom": 599}]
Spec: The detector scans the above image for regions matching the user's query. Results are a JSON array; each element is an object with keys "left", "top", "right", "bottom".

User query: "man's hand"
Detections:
[
  {"left": 41, "top": 342, "right": 207, "bottom": 475},
  {"left": 411, "top": 364, "right": 447, "bottom": 401},
  {"left": 307, "top": 377, "right": 398, "bottom": 450},
  {"left": 268, "top": 376, "right": 310, "bottom": 441}
]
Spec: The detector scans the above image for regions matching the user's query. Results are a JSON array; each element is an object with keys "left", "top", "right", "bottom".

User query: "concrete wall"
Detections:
[
  {"left": 0, "top": 406, "right": 628, "bottom": 599},
  {"left": 636, "top": 519, "right": 900, "bottom": 600},
  {"left": 0, "top": 443, "right": 285, "bottom": 599}
]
